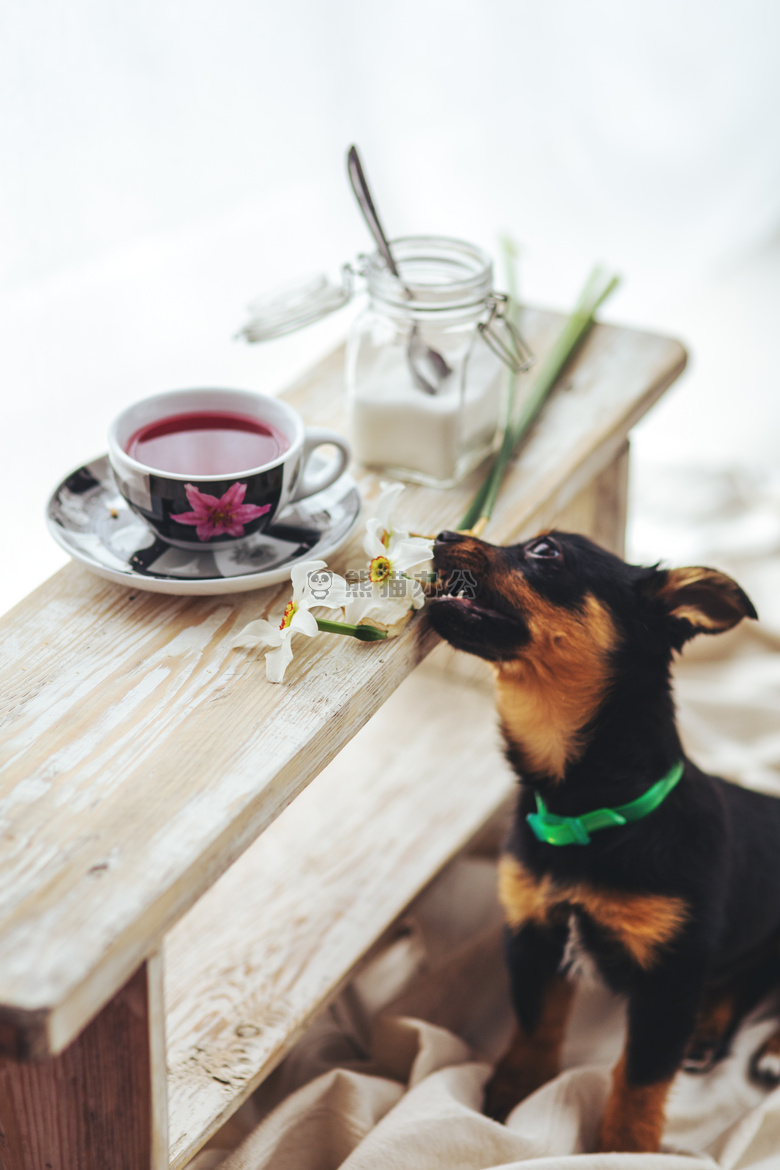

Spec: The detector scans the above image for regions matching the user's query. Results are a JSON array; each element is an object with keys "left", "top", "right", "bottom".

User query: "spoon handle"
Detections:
[{"left": 347, "top": 146, "right": 401, "bottom": 278}]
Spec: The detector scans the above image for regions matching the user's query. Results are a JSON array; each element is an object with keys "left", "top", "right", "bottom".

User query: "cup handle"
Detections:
[{"left": 290, "top": 428, "right": 351, "bottom": 503}]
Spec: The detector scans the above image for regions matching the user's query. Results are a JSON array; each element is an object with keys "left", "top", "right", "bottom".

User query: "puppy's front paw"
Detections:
[
  {"left": 483, "top": 1067, "right": 521, "bottom": 1123},
  {"left": 597, "top": 1057, "right": 669, "bottom": 1152},
  {"left": 483, "top": 1054, "right": 553, "bottom": 1122},
  {"left": 597, "top": 1113, "right": 662, "bottom": 1154}
]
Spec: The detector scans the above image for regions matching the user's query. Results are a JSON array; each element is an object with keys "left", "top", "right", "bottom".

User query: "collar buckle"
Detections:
[
  {"left": 526, "top": 761, "right": 684, "bottom": 848},
  {"left": 527, "top": 811, "right": 592, "bottom": 846}
]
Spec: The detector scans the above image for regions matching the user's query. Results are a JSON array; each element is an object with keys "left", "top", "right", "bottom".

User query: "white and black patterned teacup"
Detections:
[{"left": 107, "top": 388, "right": 350, "bottom": 550}]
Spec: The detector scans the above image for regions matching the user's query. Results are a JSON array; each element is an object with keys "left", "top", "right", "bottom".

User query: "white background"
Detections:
[{"left": 2, "top": 0, "right": 780, "bottom": 613}]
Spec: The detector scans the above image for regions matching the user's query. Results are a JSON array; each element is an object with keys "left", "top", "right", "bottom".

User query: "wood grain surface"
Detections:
[
  {"left": 0, "top": 955, "right": 168, "bottom": 1169},
  {"left": 0, "top": 311, "right": 686, "bottom": 1059},
  {"left": 164, "top": 665, "right": 510, "bottom": 1167}
]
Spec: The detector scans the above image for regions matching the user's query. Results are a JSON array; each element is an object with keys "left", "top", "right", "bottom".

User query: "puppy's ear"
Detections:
[{"left": 648, "top": 566, "right": 757, "bottom": 641}]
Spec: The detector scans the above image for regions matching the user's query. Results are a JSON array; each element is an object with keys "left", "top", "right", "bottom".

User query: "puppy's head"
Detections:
[
  {"left": 430, "top": 529, "right": 757, "bottom": 663},
  {"left": 429, "top": 530, "right": 757, "bottom": 778}
]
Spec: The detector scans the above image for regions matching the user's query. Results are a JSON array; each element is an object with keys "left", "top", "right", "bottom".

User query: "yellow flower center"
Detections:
[
  {"left": 369, "top": 555, "right": 392, "bottom": 584},
  {"left": 279, "top": 600, "right": 297, "bottom": 630}
]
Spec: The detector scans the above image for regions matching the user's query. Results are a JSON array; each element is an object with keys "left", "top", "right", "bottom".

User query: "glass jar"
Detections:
[
  {"left": 347, "top": 236, "right": 530, "bottom": 487},
  {"left": 239, "top": 234, "right": 531, "bottom": 488}
]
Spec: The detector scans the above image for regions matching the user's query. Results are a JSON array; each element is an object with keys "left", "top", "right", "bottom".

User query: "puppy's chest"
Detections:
[
  {"left": 498, "top": 855, "right": 688, "bottom": 973},
  {"left": 558, "top": 909, "right": 601, "bottom": 983}
]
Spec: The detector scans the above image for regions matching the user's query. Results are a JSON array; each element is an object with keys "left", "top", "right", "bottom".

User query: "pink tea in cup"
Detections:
[{"left": 125, "top": 410, "right": 288, "bottom": 476}]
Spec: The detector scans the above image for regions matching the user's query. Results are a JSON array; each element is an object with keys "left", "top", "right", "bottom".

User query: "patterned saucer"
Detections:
[{"left": 46, "top": 455, "right": 362, "bottom": 595}]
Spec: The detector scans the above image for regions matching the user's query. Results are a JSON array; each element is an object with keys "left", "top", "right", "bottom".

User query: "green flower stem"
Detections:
[
  {"left": 471, "top": 238, "right": 525, "bottom": 529},
  {"left": 315, "top": 617, "right": 388, "bottom": 642},
  {"left": 459, "top": 476, "right": 491, "bottom": 532},
  {"left": 458, "top": 266, "right": 620, "bottom": 532},
  {"left": 456, "top": 237, "right": 521, "bottom": 532}
]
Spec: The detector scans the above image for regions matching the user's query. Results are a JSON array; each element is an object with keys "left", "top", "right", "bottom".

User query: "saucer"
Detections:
[{"left": 46, "top": 455, "right": 362, "bottom": 595}]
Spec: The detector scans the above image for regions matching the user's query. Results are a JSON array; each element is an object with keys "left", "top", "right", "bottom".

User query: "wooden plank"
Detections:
[
  {"left": 164, "top": 665, "right": 512, "bottom": 1168},
  {"left": 0, "top": 954, "right": 168, "bottom": 1169},
  {"left": 0, "top": 312, "right": 685, "bottom": 1057},
  {"left": 591, "top": 440, "right": 629, "bottom": 557},
  {"left": 545, "top": 439, "right": 629, "bottom": 558}
]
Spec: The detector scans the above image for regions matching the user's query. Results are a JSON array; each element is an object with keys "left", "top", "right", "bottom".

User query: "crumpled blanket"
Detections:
[{"left": 190, "top": 464, "right": 780, "bottom": 1170}]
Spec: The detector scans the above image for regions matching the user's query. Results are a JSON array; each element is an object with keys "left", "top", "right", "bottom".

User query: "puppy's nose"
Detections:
[{"left": 436, "top": 530, "right": 466, "bottom": 544}]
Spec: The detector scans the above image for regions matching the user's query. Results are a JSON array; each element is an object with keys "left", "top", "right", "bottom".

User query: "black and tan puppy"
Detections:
[{"left": 429, "top": 529, "right": 780, "bottom": 1153}]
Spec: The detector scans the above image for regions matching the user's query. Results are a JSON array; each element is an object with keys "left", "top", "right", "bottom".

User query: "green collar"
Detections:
[{"left": 526, "top": 760, "right": 684, "bottom": 846}]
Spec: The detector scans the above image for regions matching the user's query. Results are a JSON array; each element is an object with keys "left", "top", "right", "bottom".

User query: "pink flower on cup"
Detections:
[{"left": 172, "top": 482, "right": 271, "bottom": 541}]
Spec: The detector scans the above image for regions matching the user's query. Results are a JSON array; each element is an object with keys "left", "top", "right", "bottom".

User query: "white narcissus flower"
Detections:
[
  {"left": 235, "top": 559, "right": 347, "bottom": 683},
  {"left": 364, "top": 524, "right": 432, "bottom": 603},
  {"left": 345, "top": 482, "right": 434, "bottom": 625}
]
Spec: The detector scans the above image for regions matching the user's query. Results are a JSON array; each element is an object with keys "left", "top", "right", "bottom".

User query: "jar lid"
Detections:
[
  {"left": 238, "top": 271, "right": 353, "bottom": 342},
  {"left": 365, "top": 236, "right": 494, "bottom": 312}
]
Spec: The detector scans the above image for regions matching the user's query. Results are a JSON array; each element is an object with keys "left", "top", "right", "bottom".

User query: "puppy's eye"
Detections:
[{"left": 526, "top": 537, "right": 561, "bottom": 560}]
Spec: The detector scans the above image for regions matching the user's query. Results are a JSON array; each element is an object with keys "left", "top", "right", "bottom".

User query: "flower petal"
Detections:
[
  {"left": 300, "top": 572, "right": 349, "bottom": 610},
  {"left": 233, "top": 619, "right": 283, "bottom": 649},
  {"left": 264, "top": 638, "right": 295, "bottom": 683},
  {"left": 391, "top": 551, "right": 432, "bottom": 574},
  {"left": 343, "top": 584, "right": 384, "bottom": 623},
  {"left": 375, "top": 481, "right": 405, "bottom": 533},
  {"left": 408, "top": 577, "right": 427, "bottom": 609},
  {"left": 291, "top": 559, "right": 328, "bottom": 597},
  {"left": 387, "top": 536, "right": 434, "bottom": 573},
  {"left": 363, "top": 519, "right": 388, "bottom": 559},
  {"left": 170, "top": 510, "right": 202, "bottom": 527},
  {"left": 233, "top": 502, "right": 271, "bottom": 522},
  {"left": 387, "top": 530, "right": 434, "bottom": 555},
  {"left": 183, "top": 484, "right": 220, "bottom": 511},
  {"left": 221, "top": 481, "right": 247, "bottom": 508},
  {"left": 290, "top": 608, "right": 318, "bottom": 637}
]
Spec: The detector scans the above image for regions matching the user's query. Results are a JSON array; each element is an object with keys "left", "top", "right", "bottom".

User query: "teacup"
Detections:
[{"left": 108, "top": 387, "right": 350, "bottom": 550}]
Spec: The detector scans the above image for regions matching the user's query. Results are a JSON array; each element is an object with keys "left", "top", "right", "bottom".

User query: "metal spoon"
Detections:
[{"left": 347, "top": 146, "right": 451, "bottom": 396}]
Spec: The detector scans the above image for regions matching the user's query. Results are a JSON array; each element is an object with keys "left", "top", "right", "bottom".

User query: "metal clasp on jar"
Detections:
[
  {"left": 478, "top": 294, "right": 535, "bottom": 374},
  {"left": 238, "top": 264, "right": 356, "bottom": 343}
]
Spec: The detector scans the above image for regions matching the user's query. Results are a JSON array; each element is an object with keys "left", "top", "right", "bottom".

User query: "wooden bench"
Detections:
[{"left": 0, "top": 309, "right": 685, "bottom": 1168}]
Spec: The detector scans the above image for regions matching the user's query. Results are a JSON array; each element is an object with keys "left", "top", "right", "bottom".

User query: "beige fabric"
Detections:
[
  {"left": 196, "top": 857, "right": 780, "bottom": 1170},
  {"left": 190, "top": 465, "right": 780, "bottom": 1170}
]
